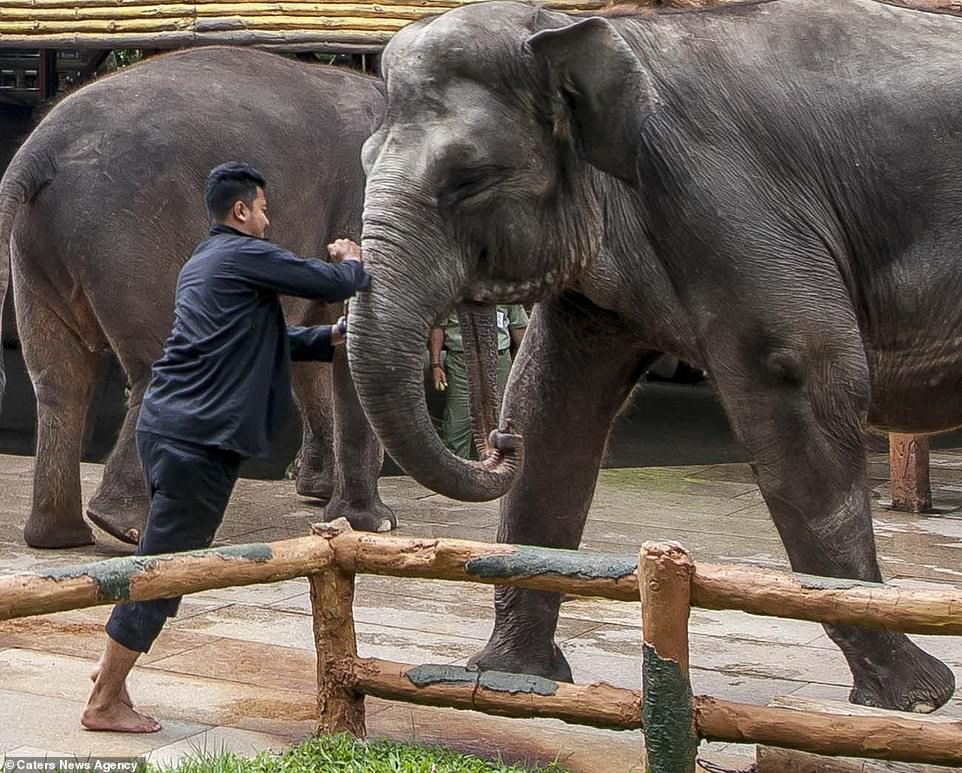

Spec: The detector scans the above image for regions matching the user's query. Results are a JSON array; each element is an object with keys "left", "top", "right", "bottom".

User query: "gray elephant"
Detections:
[
  {"left": 350, "top": 0, "right": 962, "bottom": 713},
  {"left": 0, "top": 46, "right": 396, "bottom": 549}
]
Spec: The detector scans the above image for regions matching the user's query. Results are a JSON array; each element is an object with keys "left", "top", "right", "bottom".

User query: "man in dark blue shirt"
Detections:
[{"left": 81, "top": 162, "right": 370, "bottom": 733}]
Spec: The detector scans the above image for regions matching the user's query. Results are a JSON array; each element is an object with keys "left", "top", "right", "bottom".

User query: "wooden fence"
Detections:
[{"left": 0, "top": 519, "right": 960, "bottom": 771}]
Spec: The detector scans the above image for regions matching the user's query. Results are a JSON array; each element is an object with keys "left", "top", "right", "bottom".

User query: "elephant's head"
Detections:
[{"left": 349, "top": 1, "right": 654, "bottom": 500}]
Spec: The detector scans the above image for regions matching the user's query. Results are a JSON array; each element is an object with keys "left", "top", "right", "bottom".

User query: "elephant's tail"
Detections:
[{"left": 0, "top": 143, "right": 54, "bottom": 409}]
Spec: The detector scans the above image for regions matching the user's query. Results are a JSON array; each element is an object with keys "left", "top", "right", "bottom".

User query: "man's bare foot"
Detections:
[
  {"left": 81, "top": 702, "right": 161, "bottom": 733},
  {"left": 90, "top": 665, "right": 132, "bottom": 707}
]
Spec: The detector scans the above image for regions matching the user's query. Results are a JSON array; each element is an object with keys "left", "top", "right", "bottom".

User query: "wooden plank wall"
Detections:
[
  {"left": 0, "top": 0, "right": 618, "bottom": 51},
  {"left": 1, "top": 1, "right": 955, "bottom": 51}
]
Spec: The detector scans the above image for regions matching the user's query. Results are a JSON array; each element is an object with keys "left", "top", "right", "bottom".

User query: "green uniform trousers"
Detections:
[{"left": 441, "top": 348, "right": 513, "bottom": 460}]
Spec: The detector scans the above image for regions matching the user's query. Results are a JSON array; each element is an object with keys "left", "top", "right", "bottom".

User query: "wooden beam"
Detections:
[
  {"left": 689, "top": 563, "right": 962, "bottom": 636},
  {"left": 0, "top": 3, "right": 524, "bottom": 21},
  {"left": 641, "top": 542, "right": 696, "bottom": 773},
  {"left": 888, "top": 433, "right": 933, "bottom": 513},
  {"left": 36, "top": 47, "right": 56, "bottom": 98},
  {"left": 347, "top": 655, "right": 962, "bottom": 765},
  {"left": 2, "top": 527, "right": 960, "bottom": 636},
  {"left": 351, "top": 657, "right": 643, "bottom": 731},
  {"left": 0, "top": 0, "right": 616, "bottom": 49},
  {"left": 757, "top": 748, "right": 960, "bottom": 773},
  {"left": 695, "top": 695, "right": 962, "bottom": 766},
  {"left": 0, "top": 29, "right": 397, "bottom": 51},
  {"left": 754, "top": 696, "right": 962, "bottom": 771},
  {"left": 326, "top": 530, "right": 962, "bottom": 637},
  {"left": 0, "top": 0, "right": 607, "bottom": 7},
  {"left": 310, "top": 561, "right": 365, "bottom": 736},
  {"left": 322, "top": 526, "right": 641, "bottom": 600},
  {"left": 0, "top": 536, "right": 334, "bottom": 621}
]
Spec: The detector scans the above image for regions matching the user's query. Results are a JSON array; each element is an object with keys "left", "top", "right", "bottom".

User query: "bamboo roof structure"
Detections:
[
  {"left": 0, "top": 0, "right": 624, "bottom": 52},
  {"left": 0, "top": 0, "right": 956, "bottom": 52}
]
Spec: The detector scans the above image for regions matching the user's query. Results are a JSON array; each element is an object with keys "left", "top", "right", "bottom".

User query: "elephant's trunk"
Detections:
[{"left": 348, "top": 218, "right": 523, "bottom": 502}]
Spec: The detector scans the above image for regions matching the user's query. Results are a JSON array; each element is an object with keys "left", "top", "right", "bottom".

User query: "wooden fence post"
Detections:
[
  {"left": 641, "top": 542, "right": 697, "bottom": 773},
  {"left": 889, "top": 433, "right": 932, "bottom": 513},
  {"left": 310, "top": 520, "right": 364, "bottom": 737}
]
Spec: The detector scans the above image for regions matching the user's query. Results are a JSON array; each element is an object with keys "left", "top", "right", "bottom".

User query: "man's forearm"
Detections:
[
  {"left": 238, "top": 240, "right": 370, "bottom": 301},
  {"left": 429, "top": 327, "right": 445, "bottom": 365},
  {"left": 288, "top": 325, "right": 335, "bottom": 362}
]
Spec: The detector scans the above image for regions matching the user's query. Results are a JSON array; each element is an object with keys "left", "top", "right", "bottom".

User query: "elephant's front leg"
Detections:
[
  {"left": 709, "top": 323, "right": 955, "bottom": 713},
  {"left": 469, "top": 294, "right": 656, "bottom": 679}
]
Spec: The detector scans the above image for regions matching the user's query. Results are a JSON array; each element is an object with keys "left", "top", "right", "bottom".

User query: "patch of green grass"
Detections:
[{"left": 151, "top": 733, "right": 568, "bottom": 773}]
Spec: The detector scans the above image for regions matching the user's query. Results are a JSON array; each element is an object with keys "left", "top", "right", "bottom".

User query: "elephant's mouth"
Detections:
[
  {"left": 464, "top": 249, "right": 594, "bottom": 305},
  {"left": 467, "top": 274, "right": 562, "bottom": 305}
]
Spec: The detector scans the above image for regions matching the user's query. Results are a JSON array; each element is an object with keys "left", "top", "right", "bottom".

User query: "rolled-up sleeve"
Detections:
[
  {"left": 234, "top": 240, "right": 371, "bottom": 301},
  {"left": 288, "top": 325, "right": 335, "bottom": 362}
]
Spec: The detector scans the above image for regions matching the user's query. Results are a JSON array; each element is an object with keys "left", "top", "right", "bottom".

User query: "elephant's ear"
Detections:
[{"left": 528, "top": 17, "right": 654, "bottom": 184}]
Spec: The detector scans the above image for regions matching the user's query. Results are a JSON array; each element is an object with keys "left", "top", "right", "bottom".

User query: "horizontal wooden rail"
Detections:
[
  {"left": 3, "top": 527, "right": 961, "bottom": 637},
  {"left": 0, "top": 0, "right": 603, "bottom": 8},
  {"left": 0, "top": 0, "right": 611, "bottom": 49},
  {"left": 0, "top": 31, "right": 392, "bottom": 51},
  {"left": 755, "top": 696, "right": 962, "bottom": 772},
  {"left": 341, "top": 655, "right": 962, "bottom": 766},
  {"left": 0, "top": 1, "right": 606, "bottom": 19},
  {"left": 695, "top": 695, "right": 962, "bottom": 766},
  {"left": 0, "top": 536, "right": 333, "bottom": 621},
  {"left": 690, "top": 563, "right": 962, "bottom": 636},
  {"left": 324, "top": 529, "right": 962, "bottom": 635},
  {"left": 350, "top": 657, "right": 643, "bottom": 731},
  {"left": 4, "top": 4, "right": 461, "bottom": 20},
  {"left": 321, "top": 527, "right": 641, "bottom": 600}
]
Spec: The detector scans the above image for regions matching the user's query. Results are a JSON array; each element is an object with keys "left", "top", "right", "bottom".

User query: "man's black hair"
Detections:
[{"left": 205, "top": 162, "right": 267, "bottom": 221}]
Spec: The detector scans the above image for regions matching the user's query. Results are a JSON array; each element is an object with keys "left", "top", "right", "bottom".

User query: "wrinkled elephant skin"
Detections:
[
  {"left": 0, "top": 47, "right": 396, "bottom": 548},
  {"left": 351, "top": 0, "right": 962, "bottom": 713}
]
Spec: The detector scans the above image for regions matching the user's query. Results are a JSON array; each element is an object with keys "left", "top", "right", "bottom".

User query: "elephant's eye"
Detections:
[{"left": 438, "top": 166, "right": 508, "bottom": 209}]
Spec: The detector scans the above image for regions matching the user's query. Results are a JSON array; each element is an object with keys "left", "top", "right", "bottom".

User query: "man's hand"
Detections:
[
  {"left": 331, "top": 316, "right": 347, "bottom": 346},
  {"left": 328, "top": 238, "right": 362, "bottom": 264},
  {"left": 432, "top": 363, "right": 447, "bottom": 391}
]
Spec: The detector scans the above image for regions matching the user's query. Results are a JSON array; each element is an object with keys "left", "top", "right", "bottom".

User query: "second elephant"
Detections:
[{"left": 0, "top": 47, "right": 395, "bottom": 548}]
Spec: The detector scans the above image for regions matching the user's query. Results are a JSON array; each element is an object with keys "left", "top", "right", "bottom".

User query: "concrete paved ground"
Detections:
[{"left": 0, "top": 452, "right": 960, "bottom": 771}]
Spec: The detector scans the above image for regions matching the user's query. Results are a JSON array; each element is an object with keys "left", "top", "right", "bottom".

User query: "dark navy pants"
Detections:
[{"left": 105, "top": 431, "right": 243, "bottom": 653}]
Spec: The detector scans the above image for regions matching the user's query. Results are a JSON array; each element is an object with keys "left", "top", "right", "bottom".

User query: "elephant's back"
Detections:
[
  {"left": 37, "top": 47, "right": 378, "bottom": 185},
  {"left": 11, "top": 47, "right": 377, "bottom": 318},
  {"left": 45, "top": 46, "right": 379, "bottom": 132}
]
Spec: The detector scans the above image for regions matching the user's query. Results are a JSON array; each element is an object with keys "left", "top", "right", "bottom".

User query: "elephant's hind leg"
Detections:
[
  {"left": 709, "top": 320, "right": 955, "bottom": 713},
  {"left": 468, "top": 293, "right": 657, "bottom": 680},
  {"left": 15, "top": 274, "right": 100, "bottom": 548},
  {"left": 86, "top": 358, "right": 152, "bottom": 544}
]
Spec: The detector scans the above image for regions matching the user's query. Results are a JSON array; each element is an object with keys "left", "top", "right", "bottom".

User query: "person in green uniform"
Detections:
[{"left": 429, "top": 305, "right": 528, "bottom": 459}]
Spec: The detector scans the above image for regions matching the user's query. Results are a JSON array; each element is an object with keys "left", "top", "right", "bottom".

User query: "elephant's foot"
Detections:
[
  {"left": 848, "top": 637, "right": 955, "bottom": 713},
  {"left": 24, "top": 515, "right": 94, "bottom": 549},
  {"left": 467, "top": 637, "right": 573, "bottom": 683},
  {"left": 85, "top": 495, "right": 148, "bottom": 546},
  {"left": 323, "top": 496, "right": 397, "bottom": 533},
  {"left": 295, "top": 466, "right": 334, "bottom": 502}
]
